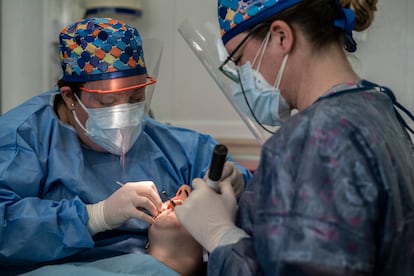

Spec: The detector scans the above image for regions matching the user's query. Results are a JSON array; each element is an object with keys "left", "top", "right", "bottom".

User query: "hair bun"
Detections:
[{"left": 340, "top": 0, "right": 378, "bottom": 31}]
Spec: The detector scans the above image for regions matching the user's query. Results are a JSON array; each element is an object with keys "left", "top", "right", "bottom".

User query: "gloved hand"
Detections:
[
  {"left": 205, "top": 161, "right": 245, "bottom": 198},
  {"left": 175, "top": 178, "right": 249, "bottom": 253},
  {"left": 86, "top": 181, "right": 162, "bottom": 235}
]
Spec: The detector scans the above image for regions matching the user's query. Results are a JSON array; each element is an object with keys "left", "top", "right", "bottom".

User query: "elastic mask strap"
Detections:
[
  {"left": 72, "top": 93, "right": 90, "bottom": 135},
  {"left": 72, "top": 109, "right": 90, "bottom": 135},
  {"left": 274, "top": 54, "right": 289, "bottom": 88},
  {"left": 252, "top": 31, "right": 271, "bottom": 72},
  {"left": 73, "top": 93, "right": 89, "bottom": 114}
]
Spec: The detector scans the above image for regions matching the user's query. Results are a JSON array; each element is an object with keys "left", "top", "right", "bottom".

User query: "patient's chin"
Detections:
[{"left": 153, "top": 211, "right": 181, "bottom": 229}]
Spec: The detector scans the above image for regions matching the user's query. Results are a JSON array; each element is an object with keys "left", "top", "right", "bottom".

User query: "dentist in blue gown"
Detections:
[{"left": 0, "top": 18, "right": 251, "bottom": 275}]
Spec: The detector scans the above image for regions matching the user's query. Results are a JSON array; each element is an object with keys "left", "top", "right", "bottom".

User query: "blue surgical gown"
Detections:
[
  {"left": 0, "top": 89, "right": 251, "bottom": 274},
  {"left": 208, "top": 82, "right": 414, "bottom": 275}
]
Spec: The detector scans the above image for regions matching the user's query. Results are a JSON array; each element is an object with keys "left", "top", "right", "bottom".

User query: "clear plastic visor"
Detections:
[{"left": 178, "top": 18, "right": 278, "bottom": 145}]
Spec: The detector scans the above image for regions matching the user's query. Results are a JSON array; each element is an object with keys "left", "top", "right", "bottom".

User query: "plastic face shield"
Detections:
[
  {"left": 142, "top": 38, "right": 163, "bottom": 115},
  {"left": 178, "top": 18, "right": 278, "bottom": 145}
]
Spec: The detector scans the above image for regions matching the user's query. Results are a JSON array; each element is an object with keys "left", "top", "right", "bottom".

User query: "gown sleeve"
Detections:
[{"left": 0, "top": 114, "right": 94, "bottom": 265}]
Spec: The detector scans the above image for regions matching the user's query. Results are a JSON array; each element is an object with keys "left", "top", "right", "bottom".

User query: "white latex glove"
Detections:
[
  {"left": 204, "top": 161, "right": 245, "bottom": 198},
  {"left": 86, "top": 181, "right": 162, "bottom": 235},
  {"left": 221, "top": 161, "right": 245, "bottom": 198},
  {"left": 175, "top": 178, "right": 249, "bottom": 253}
]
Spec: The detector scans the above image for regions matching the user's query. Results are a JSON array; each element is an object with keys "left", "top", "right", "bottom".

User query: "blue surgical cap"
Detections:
[
  {"left": 218, "top": 0, "right": 303, "bottom": 45},
  {"left": 59, "top": 18, "right": 147, "bottom": 82}
]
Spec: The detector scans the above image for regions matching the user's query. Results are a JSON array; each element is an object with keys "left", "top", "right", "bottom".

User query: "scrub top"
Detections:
[
  {"left": 0, "top": 89, "right": 251, "bottom": 274},
  {"left": 208, "top": 81, "right": 414, "bottom": 275}
]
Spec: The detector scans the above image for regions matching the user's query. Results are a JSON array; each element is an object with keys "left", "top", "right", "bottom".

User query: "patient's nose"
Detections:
[{"left": 176, "top": 185, "right": 191, "bottom": 199}]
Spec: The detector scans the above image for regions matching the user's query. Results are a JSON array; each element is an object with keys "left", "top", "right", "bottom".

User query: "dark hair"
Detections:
[
  {"left": 252, "top": 0, "right": 377, "bottom": 52},
  {"left": 57, "top": 79, "right": 85, "bottom": 97}
]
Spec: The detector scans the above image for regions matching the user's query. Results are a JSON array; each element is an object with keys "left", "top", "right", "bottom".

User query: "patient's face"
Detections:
[
  {"left": 153, "top": 185, "right": 191, "bottom": 228},
  {"left": 148, "top": 185, "right": 204, "bottom": 276}
]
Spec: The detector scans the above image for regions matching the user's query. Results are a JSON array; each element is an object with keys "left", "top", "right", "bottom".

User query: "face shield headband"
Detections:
[{"left": 80, "top": 76, "right": 156, "bottom": 93}]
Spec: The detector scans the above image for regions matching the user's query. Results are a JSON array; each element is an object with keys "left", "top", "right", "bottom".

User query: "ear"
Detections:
[
  {"left": 60, "top": 86, "right": 76, "bottom": 110},
  {"left": 269, "top": 20, "right": 294, "bottom": 54}
]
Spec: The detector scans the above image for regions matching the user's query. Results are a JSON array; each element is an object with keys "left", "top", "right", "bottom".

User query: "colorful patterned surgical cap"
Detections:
[
  {"left": 218, "top": 0, "right": 303, "bottom": 45},
  {"left": 59, "top": 18, "right": 147, "bottom": 82}
]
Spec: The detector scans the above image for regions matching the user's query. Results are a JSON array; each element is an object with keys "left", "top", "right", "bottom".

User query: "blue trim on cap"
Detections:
[
  {"left": 62, "top": 67, "right": 147, "bottom": 83},
  {"left": 221, "top": 0, "right": 303, "bottom": 45}
]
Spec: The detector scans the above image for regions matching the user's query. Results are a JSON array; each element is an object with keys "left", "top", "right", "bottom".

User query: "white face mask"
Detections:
[
  {"left": 72, "top": 94, "right": 146, "bottom": 155},
  {"left": 232, "top": 31, "right": 291, "bottom": 127}
]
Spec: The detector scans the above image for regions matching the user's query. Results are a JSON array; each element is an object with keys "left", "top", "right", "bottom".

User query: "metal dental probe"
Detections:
[{"left": 162, "top": 190, "right": 176, "bottom": 207}]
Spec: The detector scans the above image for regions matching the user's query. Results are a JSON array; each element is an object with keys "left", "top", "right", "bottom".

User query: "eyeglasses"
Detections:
[
  {"left": 218, "top": 24, "right": 267, "bottom": 83},
  {"left": 80, "top": 76, "right": 157, "bottom": 93}
]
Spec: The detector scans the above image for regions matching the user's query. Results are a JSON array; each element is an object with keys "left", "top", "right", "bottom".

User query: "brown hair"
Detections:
[
  {"left": 57, "top": 79, "right": 85, "bottom": 97},
  {"left": 252, "top": 0, "right": 378, "bottom": 51},
  {"left": 340, "top": 0, "right": 378, "bottom": 31}
]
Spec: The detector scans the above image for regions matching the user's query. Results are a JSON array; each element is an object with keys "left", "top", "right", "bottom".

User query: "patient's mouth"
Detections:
[{"left": 162, "top": 191, "right": 176, "bottom": 208}]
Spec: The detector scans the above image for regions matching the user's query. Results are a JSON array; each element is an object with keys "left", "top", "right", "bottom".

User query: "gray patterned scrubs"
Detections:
[{"left": 208, "top": 80, "right": 414, "bottom": 276}]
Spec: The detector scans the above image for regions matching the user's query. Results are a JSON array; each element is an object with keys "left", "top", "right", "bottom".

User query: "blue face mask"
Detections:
[{"left": 232, "top": 57, "right": 290, "bottom": 126}]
